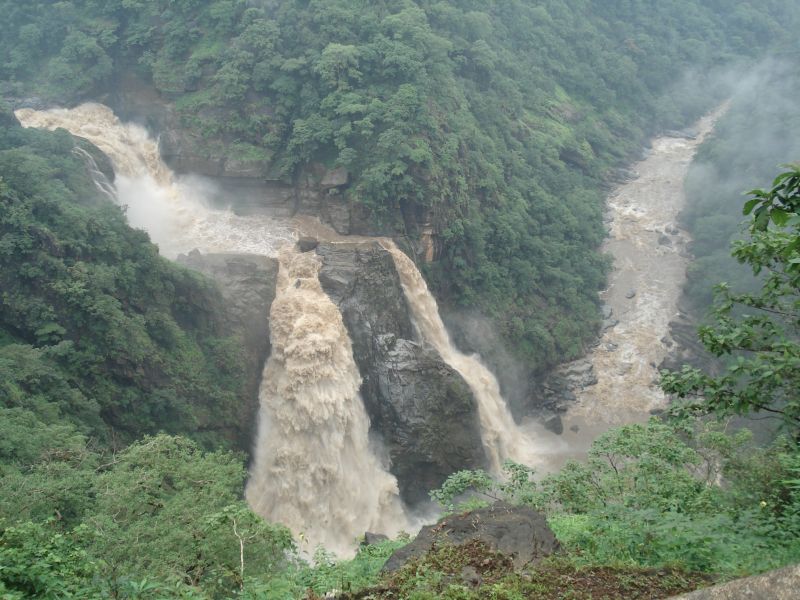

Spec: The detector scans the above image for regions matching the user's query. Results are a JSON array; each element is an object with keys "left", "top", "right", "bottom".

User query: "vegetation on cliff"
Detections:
[
  {"left": 3, "top": 0, "right": 798, "bottom": 368},
  {"left": 0, "top": 104, "right": 249, "bottom": 448}
]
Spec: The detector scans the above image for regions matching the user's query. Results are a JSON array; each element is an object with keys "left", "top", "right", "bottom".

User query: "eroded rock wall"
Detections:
[{"left": 316, "top": 241, "right": 487, "bottom": 504}]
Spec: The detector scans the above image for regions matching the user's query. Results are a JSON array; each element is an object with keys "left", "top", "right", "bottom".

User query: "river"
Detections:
[{"left": 557, "top": 107, "right": 727, "bottom": 455}]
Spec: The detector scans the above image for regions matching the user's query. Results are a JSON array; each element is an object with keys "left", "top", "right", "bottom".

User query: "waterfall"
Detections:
[
  {"left": 17, "top": 101, "right": 547, "bottom": 550},
  {"left": 382, "top": 242, "right": 545, "bottom": 472},
  {"left": 14, "top": 103, "right": 293, "bottom": 258},
  {"left": 71, "top": 146, "right": 117, "bottom": 203},
  {"left": 245, "top": 246, "right": 409, "bottom": 555}
]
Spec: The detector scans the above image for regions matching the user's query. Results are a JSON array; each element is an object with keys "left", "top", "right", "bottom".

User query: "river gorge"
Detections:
[{"left": 15, "top": 102, "right": 722, "bottom": 554}]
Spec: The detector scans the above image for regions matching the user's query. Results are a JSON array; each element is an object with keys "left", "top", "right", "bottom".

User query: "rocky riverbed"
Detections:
[{"left": 540, "top": 107, "right": 727, "bottom": 461}]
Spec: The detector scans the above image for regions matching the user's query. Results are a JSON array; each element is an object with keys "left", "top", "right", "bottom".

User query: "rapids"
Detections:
[
  {"left": 14, "top": 103, "right": 294, "bottom": 258},
  {"left": 559, "top": 107, "right": 727, "bottom": 449}
]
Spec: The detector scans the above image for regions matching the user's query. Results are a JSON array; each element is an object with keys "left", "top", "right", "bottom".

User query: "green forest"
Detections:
[
  {"left": 2, "top": 0, "right": 798, "bottom": 370},
  {"left": 681, "top": 59, "right": 800, "bottom": 313},
  {"left": 1, "top": 0, "right": 800, "bottom": 598}
]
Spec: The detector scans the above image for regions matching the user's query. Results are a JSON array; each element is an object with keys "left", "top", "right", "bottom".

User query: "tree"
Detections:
[{"left": 661, "top": 166, "right": 800, "bottom": 434}]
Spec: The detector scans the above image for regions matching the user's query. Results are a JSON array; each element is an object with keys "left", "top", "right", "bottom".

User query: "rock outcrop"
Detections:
[
  {"left": 382, "top": 501, "right": 560, "bottom": 572},
  {"left": 669, "top": 563, "right": 800, "bottom": 599},
  {"left": 176, "top": 251, "right": 279, "bottom": 449},
  {"left": 316, "top": 241, "right": 487, "bottom": 504}
]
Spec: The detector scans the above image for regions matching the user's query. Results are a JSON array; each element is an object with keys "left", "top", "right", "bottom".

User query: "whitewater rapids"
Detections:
[{"left": 14, "top": 103, "right": 293, "bottom": 258}]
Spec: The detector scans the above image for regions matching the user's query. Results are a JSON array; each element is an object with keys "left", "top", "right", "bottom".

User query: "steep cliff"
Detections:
[
  {"left": 176, "top": 251, "right": 279, "bottom": 448},
  {"left": 316, "top": 241, "right": 487, "bottom": 504}
]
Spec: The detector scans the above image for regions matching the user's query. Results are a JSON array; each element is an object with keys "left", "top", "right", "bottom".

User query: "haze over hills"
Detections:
[{"left": 1, "top": 1, "right": 799, "bottom": 598}]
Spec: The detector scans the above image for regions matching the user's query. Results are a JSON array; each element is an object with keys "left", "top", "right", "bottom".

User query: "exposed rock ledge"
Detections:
[
  {"left": 669, "top": 563, "right": 800, "bottom": 599},
  {"left": 382, "top": 501, "right": 560, "bottom": 573}
]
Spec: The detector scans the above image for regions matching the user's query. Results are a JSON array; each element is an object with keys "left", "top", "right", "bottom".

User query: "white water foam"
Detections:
[{"left": 15, "top": 103, "right": 294, "bottom": 258}]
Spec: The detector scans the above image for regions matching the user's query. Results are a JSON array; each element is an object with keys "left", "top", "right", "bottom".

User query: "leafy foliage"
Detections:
[
  {"left": 0, "top": 433, "right": 297, "bottom": 598},
  {"left": 662, "top": 166, "right": 800, "bottom": 433},
  {"left": 432, "top": 420, "right": 800, "bottom": 576},
  {"left": 3, "top": 0, "right": 798, "bottom": 367}
]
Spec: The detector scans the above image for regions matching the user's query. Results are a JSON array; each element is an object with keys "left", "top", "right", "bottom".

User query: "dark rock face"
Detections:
[
  {"left": 316, "top": 241, "right": 487, "bottom": 504},
  {"left": 297, "top": 236, "right": 319, "bottom": 253},
  {"left": 176, "top": 251, "right": 279, "bottom": 450},
  {"left": 382, "top": 501, "right": 560, "bottom": 572},
  {"left": 534, "top": 358, "right": 598, "bottom": 432}
]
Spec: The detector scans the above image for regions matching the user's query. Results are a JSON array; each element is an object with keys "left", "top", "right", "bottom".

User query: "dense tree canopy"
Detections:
[
  {"left": 2, "top": 0, "right": 798, "bottom": 367},
  {"left": 0, "top": 105, "right": 248, "bottom": 447}
]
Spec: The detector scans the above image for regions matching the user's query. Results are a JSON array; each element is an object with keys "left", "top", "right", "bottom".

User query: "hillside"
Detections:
[
  {"left": 3, "top": 0, "right": 798, "bottom": 372},
  {"left": 1, "top": 2, "right": 800, "bottom": 598},
  {"left": 0, "top": 104, "right": 251, "bottom": 448}
]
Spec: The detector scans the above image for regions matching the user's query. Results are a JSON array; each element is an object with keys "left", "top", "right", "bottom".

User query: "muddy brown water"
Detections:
[{"left": 555, "top": 107, "right": 727, "bottom": 461}]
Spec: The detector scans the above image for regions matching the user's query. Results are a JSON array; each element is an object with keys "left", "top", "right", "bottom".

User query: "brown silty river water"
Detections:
[{"left": 558, "top": 106, "right": 727, "bottom": 455}]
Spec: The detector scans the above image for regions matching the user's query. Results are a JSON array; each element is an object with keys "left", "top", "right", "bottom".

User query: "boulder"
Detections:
[
  {"left": 382, "top": 501, "right": 560, "bottom": 572},
  {"left": 669, "top": 563, "right": 800, "bottom": 599},
  {"left": 297, "top": 236, "right": 319, "bottom": 253},
  {"left": 316, "top": 241, "right": 487, "bottom": 504}
]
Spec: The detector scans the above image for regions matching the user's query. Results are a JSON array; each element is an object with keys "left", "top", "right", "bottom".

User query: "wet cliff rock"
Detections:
[
  {"left": 176, "top": 251, "right": 279, "bottom": 450},
  {"left": 315, "top": 241, "right": 487, "bottom": 504}
]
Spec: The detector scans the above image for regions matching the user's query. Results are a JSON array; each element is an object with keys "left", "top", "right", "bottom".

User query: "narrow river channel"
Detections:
[{"left": 555, "top": 106, "right": 727, "bottom": 455}]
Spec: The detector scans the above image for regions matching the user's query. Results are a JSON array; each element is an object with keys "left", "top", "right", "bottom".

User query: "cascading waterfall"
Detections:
[
  {"left": 14, "top": 103, "right": 293, "bottom": 258},
  {"left": 71, "top": 146, "right": 117, "bottom": 202},
  {"left": 17, "top": 101, "right": 549, "bottom": 550},
  {"left": 17, "top": 103, "right": 408, "bottom": 553},
  {"left": 245, "top": 246, "right": 409, "bottom": 555},
  {"left": 382, "top": 241, "right": 547, "bottom": 472}
]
